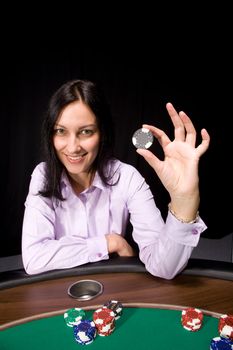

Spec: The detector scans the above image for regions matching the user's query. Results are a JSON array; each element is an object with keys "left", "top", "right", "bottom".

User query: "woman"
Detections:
[{"left": 22, "top": 79, "right": 210, "bottom": 278}]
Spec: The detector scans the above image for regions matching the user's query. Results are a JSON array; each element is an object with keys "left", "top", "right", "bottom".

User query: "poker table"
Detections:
[{"left": 0, "top": 257, "right": 233, "bottom": 349}]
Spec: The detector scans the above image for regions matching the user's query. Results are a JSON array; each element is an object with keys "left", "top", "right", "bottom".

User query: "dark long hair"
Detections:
[{"left": 39, "top": 79, "right": 116, "bottom": 200}]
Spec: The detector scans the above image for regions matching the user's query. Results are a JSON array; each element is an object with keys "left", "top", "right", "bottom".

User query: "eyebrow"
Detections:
[
  {"left": 54, "top": 123, "right": 97, "bottom": 129},
  {"left": 79, "top": 124, "right": 98, "bottom": 129}
]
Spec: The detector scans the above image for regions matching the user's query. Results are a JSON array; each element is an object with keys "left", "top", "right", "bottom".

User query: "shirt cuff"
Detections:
[
  {"left": 166, "top": 211, "right": 207, "bottom": 247},
  {"left": 86, "top": 236, "right": 109, "bottom": 262}
]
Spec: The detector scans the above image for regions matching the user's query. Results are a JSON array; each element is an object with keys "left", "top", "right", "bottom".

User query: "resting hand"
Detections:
[
  {"left": 105, "top": 233, "right": 135, "bottom": 257},
  {"left": 137, "top": 103, "right": 210, "bottom": 220}
]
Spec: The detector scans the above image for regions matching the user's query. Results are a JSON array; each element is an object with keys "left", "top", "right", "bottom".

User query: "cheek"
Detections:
[
  {"left": 86, "top": 136, "right": 100, "bottom": 154},
  {"left": 53, "top": 137, "right": 64, "bottom": 151}
]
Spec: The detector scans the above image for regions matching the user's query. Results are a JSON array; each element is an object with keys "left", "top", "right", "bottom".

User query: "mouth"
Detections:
[{"left": 66, "top": 153, "right": 87, "bottom": 163}]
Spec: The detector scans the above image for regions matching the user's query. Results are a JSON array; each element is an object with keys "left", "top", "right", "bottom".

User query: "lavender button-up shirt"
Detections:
[{"left": 22, "top": 160, "right": 207, "bottom": 278}]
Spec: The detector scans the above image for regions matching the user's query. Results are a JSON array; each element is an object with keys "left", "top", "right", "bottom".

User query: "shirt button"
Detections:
[
  {"left": 97, "top": 253, "right": 102, "bottom": 257},
  {"left": 191, "top": 229, "right": 199, "bottom": 235}
]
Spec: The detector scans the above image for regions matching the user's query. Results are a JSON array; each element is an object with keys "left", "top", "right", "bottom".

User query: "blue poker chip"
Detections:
[
  {"left": 73, "top": 319, "right": 96, "bottom": 345},
  {"left": 132, "top": 128, "right": 154, "bottom": 149},
  {"left": 210, "top": 336, "right": 233, "bottom": 349}
]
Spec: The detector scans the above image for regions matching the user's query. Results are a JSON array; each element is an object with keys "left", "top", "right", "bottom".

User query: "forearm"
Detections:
[
  {"left": 23, "top": 233, "right": 136, "bottom": 275},
  {"left": 22, "top": 201, "right": 110, "bottom": 274},
  {"left": 133, "top": 211, "right": 207, "bottom": 279},
  {"left": 22, "top": 235, "right": 109, "bottom": 275},
  {"left": 139, "top": 239, "right": 193, "bottom": 280}
]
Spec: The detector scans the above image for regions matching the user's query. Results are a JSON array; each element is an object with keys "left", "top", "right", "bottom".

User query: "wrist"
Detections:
[{"left": 168, "top": 202, "right": 199, "bottom": 224}]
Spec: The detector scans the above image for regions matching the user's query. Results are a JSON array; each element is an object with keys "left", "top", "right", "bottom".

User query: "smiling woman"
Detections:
[{"left": 21, "top": 79, "right": 210, "bottom": 279}]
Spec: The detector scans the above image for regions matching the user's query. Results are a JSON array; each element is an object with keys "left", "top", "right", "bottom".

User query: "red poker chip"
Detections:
[
  {"left": 218, "top": 314, "right": 233, "bottom": 340},
  {"left": 93, "top": 307, "right": 115, "bottom": 323},
  {"left": 97, "top": 324, "right": 115, "bottom": 336},
  {"left": 181, "top": 307, "right": 203, "bottom": 332},
  {"left": 93, "top": 307, "right": 115, "bottom": 333},
  {"left": 93, "top": 307, "right": 115, "bottom": 336}
]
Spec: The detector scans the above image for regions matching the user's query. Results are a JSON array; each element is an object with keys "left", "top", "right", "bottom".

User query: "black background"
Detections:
[{"left": 1, "top": 6, "right": 232, "bottom": 257}]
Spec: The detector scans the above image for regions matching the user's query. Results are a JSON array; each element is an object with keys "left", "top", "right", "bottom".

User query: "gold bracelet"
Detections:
[{"left": 168, "top": 203, "right": 199, "bottom": 224}]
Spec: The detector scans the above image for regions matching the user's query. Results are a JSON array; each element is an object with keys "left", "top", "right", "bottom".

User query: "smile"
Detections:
[{"left": 66, "top": 154, "right": 87, "bottom": 162}]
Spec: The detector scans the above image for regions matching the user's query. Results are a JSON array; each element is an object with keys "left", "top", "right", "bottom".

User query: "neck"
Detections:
[{"left": 68, "top": 171, "right": 95, "bottom": 194}]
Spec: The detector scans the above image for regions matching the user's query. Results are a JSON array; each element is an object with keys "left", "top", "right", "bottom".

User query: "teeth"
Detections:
[{"left": 68, "top": 155, "right": 83, "bottom": 160}]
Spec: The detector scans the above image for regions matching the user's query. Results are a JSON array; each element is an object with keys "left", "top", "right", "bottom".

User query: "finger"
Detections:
[
  {"left": 166, "top": 102, "right": 186, "bottom": 141},
  {"left": 196, "top": 128, "right": 211, "bottom": 156},
  {"left": 142, "top": 124, "right": 171, "bottom": 148},
  {"left": 179, "top": 111, "right": 197, "bottom": 147},
  {"left": 136, "top": 148, "right": 162, "bottom": 172}
]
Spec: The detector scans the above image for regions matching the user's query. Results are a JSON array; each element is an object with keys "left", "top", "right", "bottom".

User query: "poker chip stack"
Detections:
[
  {"left": 181, "top": 307, "right": 203, "bottom": 331},
  {"left": 93, "top": 306, "right": 116, "bottom": 336},
  {"left": 73, "top": 320, "right": 97, "bottom": 345},
  {"left": 64, "top": 307, "right": 86, "bottom": 327},
  {"left": 64, "top": 307, "right": 95, "bottom": 345},
  {"left": 210, "top": 336, "right": 233, "bottom": 350},
  {"left": 103, "top": 300, "right": 123, "bottom": 320},
  {"left": 218, "top": 314, "right": 233, "bottom": 340}
]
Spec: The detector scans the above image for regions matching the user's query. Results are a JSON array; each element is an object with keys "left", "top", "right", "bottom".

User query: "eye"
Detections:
[
  {"left": 79, "top": 129, "right": 95, "bottom": 137},
  {"left": 54, "top": 128, "right": 65, "bottom": 135}
]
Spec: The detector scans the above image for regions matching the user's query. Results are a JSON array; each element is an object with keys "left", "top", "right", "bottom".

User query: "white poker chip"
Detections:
[{"left": 132, "top": 128, "right": 154, "bottom": 149}]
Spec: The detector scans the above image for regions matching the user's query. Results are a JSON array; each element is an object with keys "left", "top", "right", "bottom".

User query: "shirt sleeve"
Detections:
[
  {"left": 22, "top": 164, "right": 109, "bottom": 275},
  {"left": 124, "top": 167, "right": 207, "bottom": 279}
]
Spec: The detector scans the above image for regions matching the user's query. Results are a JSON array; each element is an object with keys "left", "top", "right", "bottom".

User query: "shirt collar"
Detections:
[{"left": 61, "top": 170, "right": 106, "bottom": 192}]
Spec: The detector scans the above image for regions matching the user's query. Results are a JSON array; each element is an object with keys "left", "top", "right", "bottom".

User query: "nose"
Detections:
[{"left": 66, "top": 135, "right": 81, "bottom": 153}]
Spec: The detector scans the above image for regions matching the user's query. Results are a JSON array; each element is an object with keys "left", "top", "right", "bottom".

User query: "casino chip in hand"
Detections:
[{"left": 132, "top": 128, "right": 154, "bottom": 149}]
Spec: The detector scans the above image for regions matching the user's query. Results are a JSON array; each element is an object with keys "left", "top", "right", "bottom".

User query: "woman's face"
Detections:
[{"left": 53, "top": 100, "right": 100, "bottom": 184}]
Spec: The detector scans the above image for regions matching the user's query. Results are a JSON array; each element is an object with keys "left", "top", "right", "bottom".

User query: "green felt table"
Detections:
[{"left": 0, "top": 305, "right": 220, "bottom": 350}]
